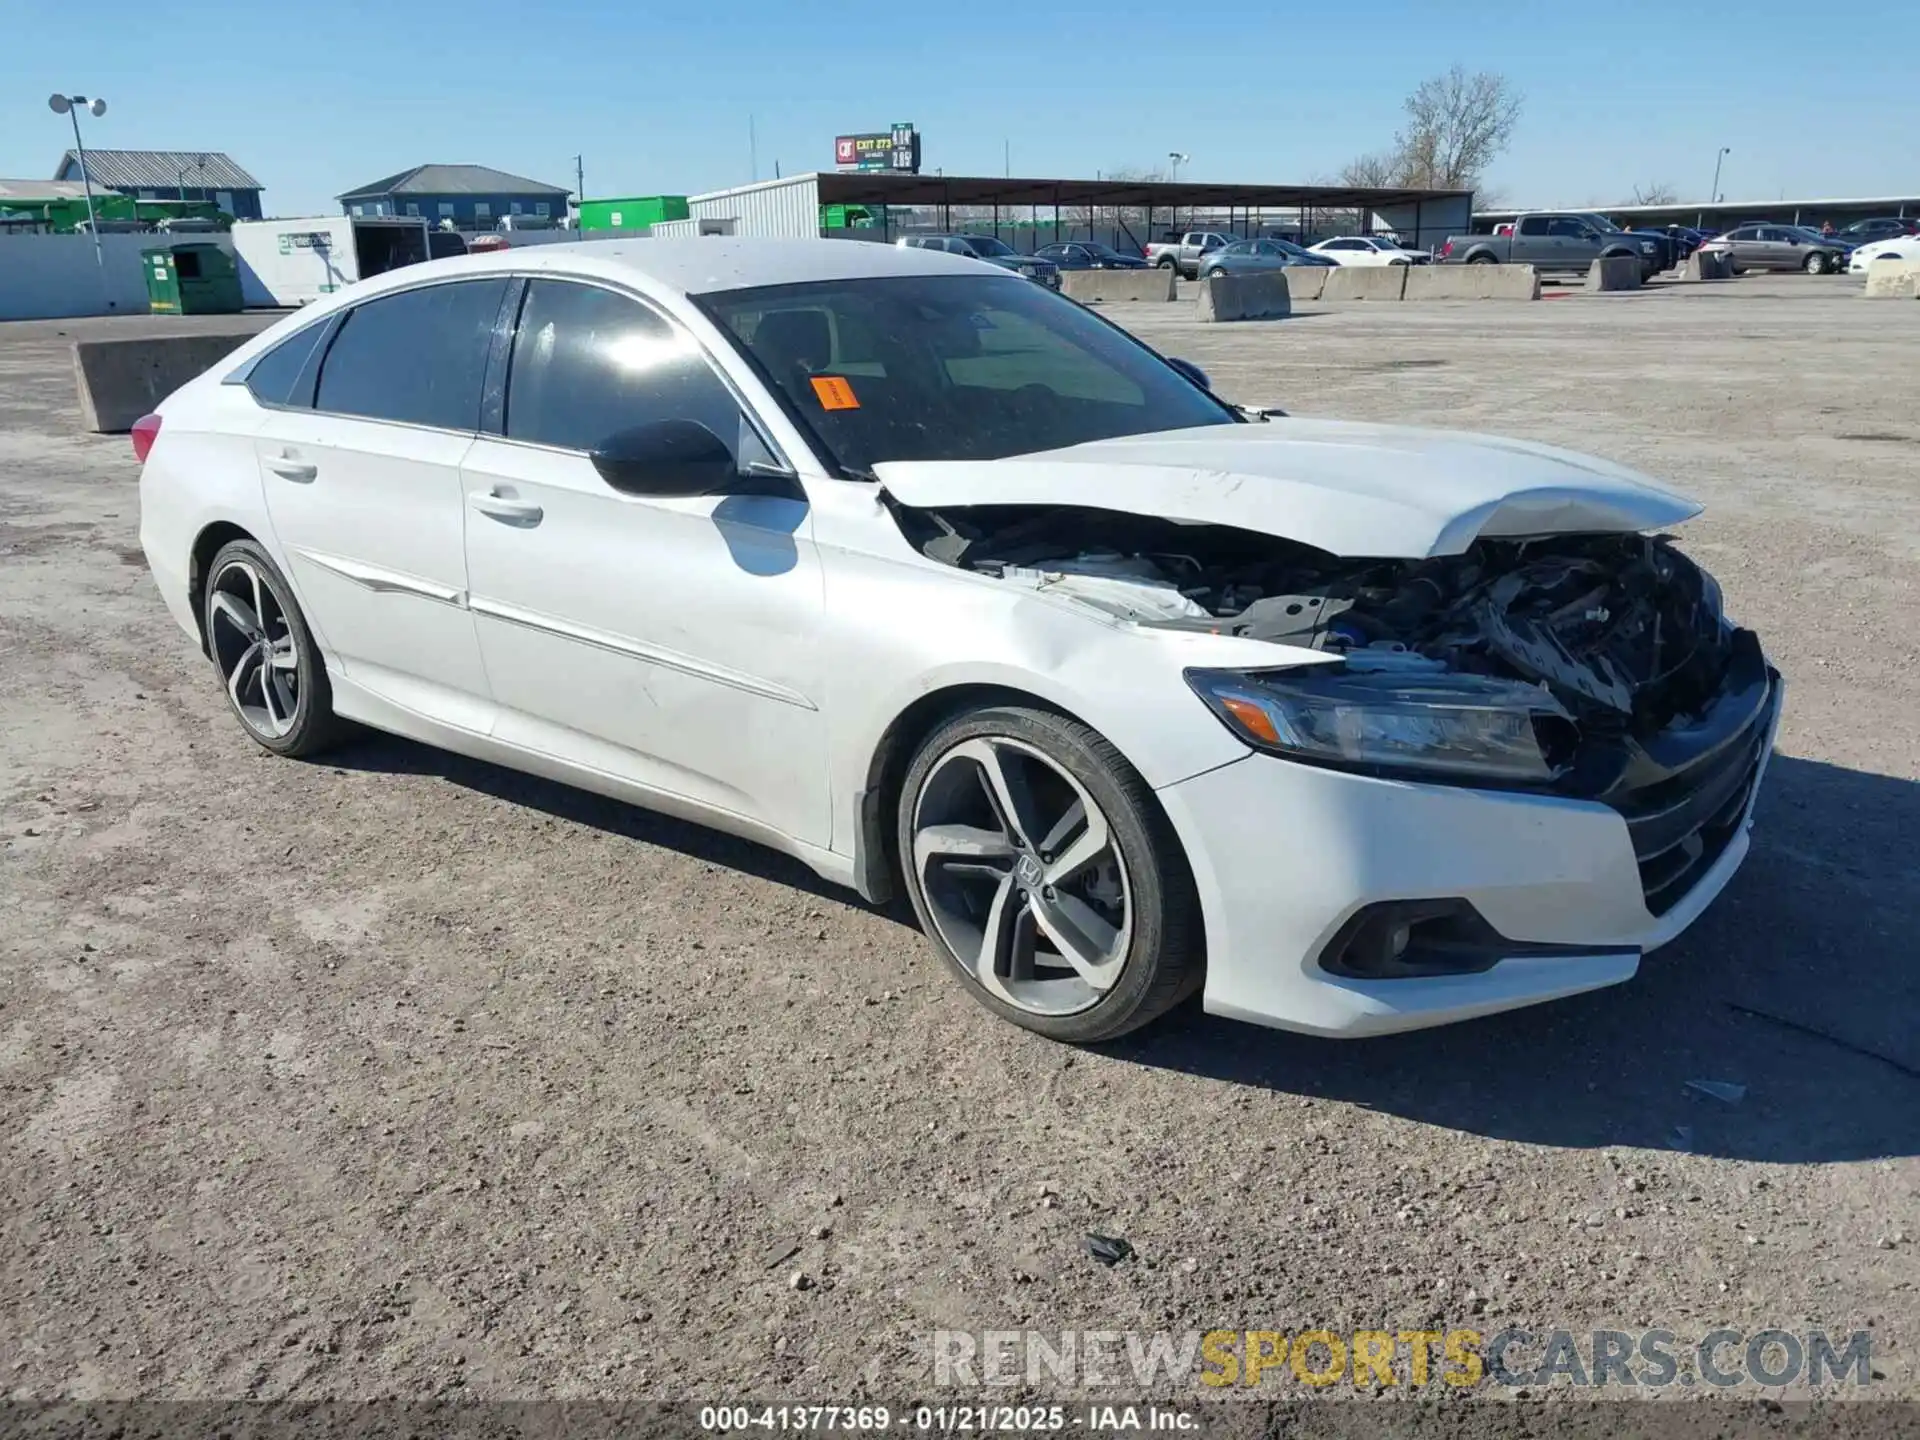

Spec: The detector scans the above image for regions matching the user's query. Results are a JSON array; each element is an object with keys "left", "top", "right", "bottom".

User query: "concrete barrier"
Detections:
[
  {"left": 1196, "top": 271, "right": 1292, "bottom": 322},
  {"left": 1403, "top": 264, "right": 1540, "bottom": 300},
  {"left": 1060, "top": 268, "right": 1176, "bottom": 304},
  {"left": 73, "top": 332, "right": 258, "bottom": 433},
  {"left": 1683, "top": 249, "right": 1734, "bottom": 280},
  {"left": 1587, "top": 256, "right": 1642, "bottom": 291},
  {"left": 1321, "top": 265, "right": 1407, "bottom": 301},
  {"left": 1862, "top": 260, "right": 1920, "bottom": 299},
  {"left": 1279, "top": 266, "right": 1326, "bottom": 301}
]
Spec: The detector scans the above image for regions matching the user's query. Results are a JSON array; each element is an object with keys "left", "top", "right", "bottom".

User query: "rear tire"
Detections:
[
  {"left": 896, "top": 705, "right": 1202, "bottom": 1044},
  {"left": 1804, "top": 251, "right": 1828, "bottom": 275},
  {"left": 202, "top": 539, "right": 347, "bottom": 759},
  {"left": 1157, "top": 257, "right": 1177, "bottom": 272},
  {"left": 1467, "top": 253, "right": 1498, "bottom": 265}
]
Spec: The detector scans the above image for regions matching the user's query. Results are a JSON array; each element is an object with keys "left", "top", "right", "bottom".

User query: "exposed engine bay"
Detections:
[{"left": 895, "top": 502, "right": 1754, "bottom": 764}]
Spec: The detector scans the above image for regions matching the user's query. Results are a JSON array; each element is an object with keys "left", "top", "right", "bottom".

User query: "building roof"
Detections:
[
  {"left": 694, "top": 172, "right": 1470, "bottom": 213},
  {"left": 0, "top": 178, "right": 100, "bottom": 203},
  {"left": 56, "top": 150, "right": 261, "bottom": 190},
  {"left": 338, "top": 164, "right": 571, "bottom": 200},
  {"left": 1475, "top": 194, "right": 1920, "bottom": 224}
]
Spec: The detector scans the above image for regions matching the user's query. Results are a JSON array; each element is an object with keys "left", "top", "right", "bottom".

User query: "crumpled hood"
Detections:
[{"left": 874, "top": 418, "right": 1701, "bottom": 558}]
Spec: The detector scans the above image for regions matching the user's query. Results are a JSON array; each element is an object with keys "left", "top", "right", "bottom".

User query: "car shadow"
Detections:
[
  {"left": 324, "top": 734, "right": 1917, "bottom": 1162},
  {"left": 1105, "top": 754, "right": 1920, "bottom": 1164},
  {"left": 320, "top": 729, "right": 884, "bottom": 914}
]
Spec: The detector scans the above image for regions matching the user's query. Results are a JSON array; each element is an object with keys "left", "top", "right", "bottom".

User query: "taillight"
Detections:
[
  {"left": 131, "top": 413, "right": 162, "bottom": 464},
  {"left": 1439, "top": 240, "right": 1453, "bottom": 258}
]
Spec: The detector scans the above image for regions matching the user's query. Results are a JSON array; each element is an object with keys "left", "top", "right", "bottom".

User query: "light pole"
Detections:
[
  {"left": 1168, "top": 151, "right": 1190, "bottom": 184},
  {"left": 1710, "top": 146, "right": 1730, "bottom": 204},
  {"left": 49, "top": 93, "right": 107, "bottom": 267},
  {"left": 175, "top": 153, "right": 208, "bottom": 204}
]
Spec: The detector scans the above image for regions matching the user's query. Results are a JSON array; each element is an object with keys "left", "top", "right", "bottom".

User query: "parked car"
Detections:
[
  {"left": 1701, "top": 224, "right": 1850, "bottom": 275},
  {"left": 1665, "top": 226, "right": 1712, "bottom": 259},
  {"left": 1439, "top": 212, "right": 1661, "bottom": 279},
  {"left": 898, "top": 234, "right": 1061, "bottom": 288},
  {"left": 1144, "top": 231, "right": 1237, "bottom": 278},
  {"left": 1308, "top": 235, "right": 1428, "bottom": 267},
  {"left": 1847, "top": 234, "right": 1920, "bottom": 274},
  {"left": 1835, "top": 217, "right": 1919, "bottom": 246},
  {"left": 1198, "top": 238, "right": 1338, "bottom": 279},
  {"left": 1615, "top": 228, "right": 1678, "bottom": 273},
  {"left": 135, "top": 238, "right": 1778, "bottom": 1043},
  {"left": 1031, "top": 241, "right": 1148, "bottom": 271}
]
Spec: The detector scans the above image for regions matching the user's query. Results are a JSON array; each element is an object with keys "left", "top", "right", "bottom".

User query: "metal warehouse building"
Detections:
[{"left": 651, "top": 172, "right": 1473, "bottom": 254}]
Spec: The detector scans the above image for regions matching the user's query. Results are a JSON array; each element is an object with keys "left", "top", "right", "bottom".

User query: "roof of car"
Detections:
[{"left": 346, "top": 237, "right": 995, "bottom": 300}]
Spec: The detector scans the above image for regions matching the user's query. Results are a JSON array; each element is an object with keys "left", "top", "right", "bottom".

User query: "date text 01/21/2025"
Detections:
[{"left": 698, "top": 1404, "right": 1200, "bottom": 1432}]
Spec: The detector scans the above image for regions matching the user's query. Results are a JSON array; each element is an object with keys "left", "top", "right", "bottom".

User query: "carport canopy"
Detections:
[
  {"left": 810, "top": 172, "right": 1471, "bottom": 249},
  {"left": 814, "top": 171, "right": 1467, "bottom": 215}
]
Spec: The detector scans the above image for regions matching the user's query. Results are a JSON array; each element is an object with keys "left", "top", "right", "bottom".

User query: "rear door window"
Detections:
[
  {"left": 314, "top": 279, "right": 508, "bottom": 430},
  {"left": 1517, "top": 216, "right": 1552, "bottom": 236},
  {"left": 242, "top": 320, "right": 331, "bottom": 407}
]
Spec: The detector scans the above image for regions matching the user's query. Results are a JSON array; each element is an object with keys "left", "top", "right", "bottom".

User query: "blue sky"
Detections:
[{"left": 5, "top": 0, "right": 1915, "bottom": 215}]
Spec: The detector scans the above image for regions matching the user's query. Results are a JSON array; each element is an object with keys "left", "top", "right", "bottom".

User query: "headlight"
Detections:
[{"left": 1186, "top": 665, "right": 1573, "bottom": 783}]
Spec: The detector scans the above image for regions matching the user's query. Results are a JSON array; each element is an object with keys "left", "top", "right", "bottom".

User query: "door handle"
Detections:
[
  {"left": 267, "top": 457, "right": 317, "bottom": 482},
  {"left": 468, "top": 489, "right": 544, "bottom": 526}
]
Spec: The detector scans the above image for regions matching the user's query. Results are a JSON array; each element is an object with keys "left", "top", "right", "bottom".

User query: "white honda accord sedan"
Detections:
[{"left": 137, "top": 239, "right": 1780, "bottom": 1042}]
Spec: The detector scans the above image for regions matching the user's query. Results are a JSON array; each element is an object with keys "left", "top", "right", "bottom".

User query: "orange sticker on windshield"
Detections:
[{"left": 810, "top": 375, "right": 859, "bottom": 410}]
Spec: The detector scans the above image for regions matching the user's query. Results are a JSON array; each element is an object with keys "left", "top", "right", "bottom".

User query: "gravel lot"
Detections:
[{"left": 2, "top": 279, "right": 1916, "bottom": 1411}]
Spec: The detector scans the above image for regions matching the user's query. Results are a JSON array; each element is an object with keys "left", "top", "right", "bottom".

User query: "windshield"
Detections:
[
  {"left": 698, "top": 274, "right": 1238, "bottom": 476},
  {"left": 963, "top": 236, "right": 1015, "bottom": 258}
]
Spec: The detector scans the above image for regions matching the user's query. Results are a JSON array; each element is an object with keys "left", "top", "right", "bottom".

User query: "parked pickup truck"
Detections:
[
  {"left": 1144, "top": 231, "right": 1237, "bottom": 278},
  {"left": 1439, "top": 212, "right": 1662, "bottom": 280}
]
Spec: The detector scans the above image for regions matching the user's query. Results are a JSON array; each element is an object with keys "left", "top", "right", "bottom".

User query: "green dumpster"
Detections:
[{"left": 142, "top": 243, "right": 243, "bottom": 315}]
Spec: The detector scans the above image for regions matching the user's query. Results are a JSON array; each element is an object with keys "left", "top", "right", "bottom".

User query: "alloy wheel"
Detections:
[
  {"left": 208, "top": 558, "right": 301, "bottom": 738},
  {"left": 910, "top": 736, "right": 1132, "bottom": 1017}
]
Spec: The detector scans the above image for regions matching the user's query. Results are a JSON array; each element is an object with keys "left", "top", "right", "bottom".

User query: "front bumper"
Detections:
[{"left": 1155, "top": 676, "right": 1782, "bottom": 1037}]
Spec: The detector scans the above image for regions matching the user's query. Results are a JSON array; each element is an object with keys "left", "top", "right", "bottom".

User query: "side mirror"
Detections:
[
  {"left": 1165, "top": 356, "right": 1211, "bottom": 391},
  {"left": 591, "top": 419, "right": 737, "bottom": 497}
]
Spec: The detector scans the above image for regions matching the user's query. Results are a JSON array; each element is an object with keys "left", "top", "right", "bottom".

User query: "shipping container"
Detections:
[
  {"left": 575, "top": 195, "right": 690, "bottom": 233},
  {"left": 229, "top": 216, "right": 431, "bottom": 306}
]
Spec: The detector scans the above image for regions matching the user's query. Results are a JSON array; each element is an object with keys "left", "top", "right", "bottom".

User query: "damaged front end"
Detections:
[{"left": 898, "top": 502, "right": 1780, "bottom": 915}]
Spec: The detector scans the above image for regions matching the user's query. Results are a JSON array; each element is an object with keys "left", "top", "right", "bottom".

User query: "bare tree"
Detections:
[
  {"left": 1337, "top": 151, "right": 1403, "bottom": 189},
  {"left": 1392, "top": 65, "right": 1523, "bottom": 191},
  {"left": 1333, "top": 67, "right": 1522, "bottom": 199},
  {"left": 1629, "top": 182, "right": 1678, "bottom": 205}
]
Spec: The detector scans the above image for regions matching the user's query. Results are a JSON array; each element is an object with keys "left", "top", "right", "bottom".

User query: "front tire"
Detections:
[
  {"left": 202, "top": 539, "right": 346, "bottom": 758},
  {"left": 897, "top": 706, "right": 1202, "bottom": 1043}
]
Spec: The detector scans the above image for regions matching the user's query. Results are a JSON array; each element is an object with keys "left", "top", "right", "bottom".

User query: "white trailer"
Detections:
[{"left": 230, "top": 216, "right": 432, "bottom": 307}]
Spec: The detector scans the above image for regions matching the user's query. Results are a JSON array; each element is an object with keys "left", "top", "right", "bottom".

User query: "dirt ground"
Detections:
[{"left": 1, "top": 280, "right": 1916, "bottom": 1411}]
